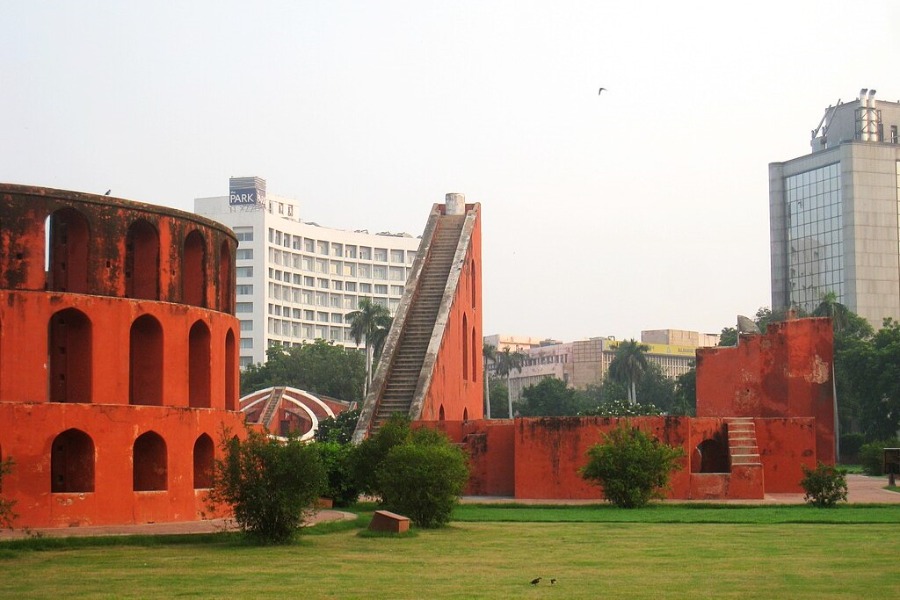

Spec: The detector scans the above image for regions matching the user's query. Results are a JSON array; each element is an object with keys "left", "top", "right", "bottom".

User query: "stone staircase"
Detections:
[
  {"left": 368, "top": 214, "right": 466, "bottom": 434},
  {"left": 725, "top": 417, "right": 761, "bottom": 467},
  {"left": 257, "top": 386, "right": 286, "bottom": 429}
]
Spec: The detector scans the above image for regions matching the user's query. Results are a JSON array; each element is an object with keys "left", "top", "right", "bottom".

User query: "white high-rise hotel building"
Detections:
[
  {"left": 195, "top": 177, "right": 420, "bottom": 367},
  {"left": 769, "top": 89, "right": 900, "bottom": 328}
]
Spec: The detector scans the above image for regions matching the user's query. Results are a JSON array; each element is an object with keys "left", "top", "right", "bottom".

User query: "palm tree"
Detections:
[
  {"left": 483, "top": 343, "right": 498, "bottom": 418},
  {"left": 608, "top": 339, "right": 650, "bottom": 404},
  {"left": 495, "top": 347, "right": 526, "bottom": 417},
  {"left": 346, "top": 298, "right": 392, "bottom": 396}
]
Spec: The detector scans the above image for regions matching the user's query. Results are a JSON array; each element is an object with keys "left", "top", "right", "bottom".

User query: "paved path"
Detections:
[{"left": 1, "top": 475, "right": 896, "bottom": 540}]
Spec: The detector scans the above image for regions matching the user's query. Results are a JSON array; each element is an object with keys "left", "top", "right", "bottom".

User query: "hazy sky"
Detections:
[{"left": 2, "top": 1, "right": 897, "bottom": 342}]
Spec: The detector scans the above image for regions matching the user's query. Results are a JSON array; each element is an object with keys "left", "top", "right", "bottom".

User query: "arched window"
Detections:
[
  {"left": 183, "top": 230, "right": 206, "bottom": 307},
  {"left": 46, "top": 208, "right": 90, "bottom": 293},
  {"left": 463, "top": 408, "right": 469, "bottom": 422},
  {"left": 219, "top": 240, "right": 233, "bottom": 313},
  {"left": 193, "top": 434, "right": 214, "bottom": 489},
  {"left": 189, "top": 321, "right": 211, "bottom": 408},
  {"left": 472, "top": 328, "right": 477, "bottom": 383},
  {"left": 470, "top": 259, "right": 476, "bottom": 308},
  {"left": 51, "top": 429, "right": 95, "bottom": 493},
  {"left": 224, "top": 329, "right": 237, "bottom": 411},
  {"left": 125, "top": 219, "right": 159, "bottom": 300},
  {"left": 439, "top": 404, "right": 445, "bottom": 421},
  {"left": 48, "top": 308, "right": 92, "bottom": 403},
  {"left": 133, "top": 431, "right": 167, "bottom": 491},
  {"left": 130, "top": 315, "right": 163, "bottom": 406},
  {"left": 693, "top": 439, "right": 730, "bottom": 474},
  {"left": 462, "top": 313, "right": 469, "bottom": 381}
]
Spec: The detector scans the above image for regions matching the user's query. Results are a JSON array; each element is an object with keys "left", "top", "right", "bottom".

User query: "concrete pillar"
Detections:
[{"left": 445, "top": 193, "right": 465, "bottom": 215}]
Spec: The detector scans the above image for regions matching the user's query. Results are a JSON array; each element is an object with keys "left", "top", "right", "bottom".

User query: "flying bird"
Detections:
[
  {"left": 530, "top": 577, "right": 542, "bottom": 586},
  {"left": 598, "top": 87, "right": 607, "bottom": 95}
]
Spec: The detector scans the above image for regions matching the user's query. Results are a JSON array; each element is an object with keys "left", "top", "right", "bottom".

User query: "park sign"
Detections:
[{"left": 229, "top": 176, "right": 266, "bottom": 207}]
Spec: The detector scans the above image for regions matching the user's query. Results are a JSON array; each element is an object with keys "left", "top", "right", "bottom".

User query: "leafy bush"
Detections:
[
  {"left": 859, "top": 439, "right": 899, "bottom": 475},
  {"left": 800, "top": 462, "right": 848, "bottom": 507},
  {"left": 0, "top": 457, "right": 16, "bottom": 529},
  {"left": 579, "top": 398, "right": 662, "bottom": 417},
  {"left": 580, "top": 424, "right": 685, "bottom": 508},
  {"left": 377, "top": 440, "right": 469, "bottom": 528},
  {"left": 351, "top": 414, "right": 411, "bottom": 497},
  {"left": 208, "top": 431, "right": 326, "bottom": 544},
  {"left": 315, "top": 441, "right": 360, "bottom": 507},
  {"left": 315, "top": 409, "right": 361, "bottom": 444}
]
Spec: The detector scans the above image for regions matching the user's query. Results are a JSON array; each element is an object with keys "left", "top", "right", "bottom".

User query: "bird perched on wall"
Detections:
[
  {"left": 598, "top": 87, "right": 607, "bottom": 95},
  {"left": 104, "top": 189, "right": 111, "bottom": 195},
  {"left": 530, "top": 577, "right": 542, "bottom": 586}
]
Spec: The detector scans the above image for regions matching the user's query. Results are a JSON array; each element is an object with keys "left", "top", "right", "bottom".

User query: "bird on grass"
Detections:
[
  {"left": 551, "top": 578, "right": 557, "bottom": 585},
  {"left": 530, "top": 577, "right": 542, "bottom": 586}
]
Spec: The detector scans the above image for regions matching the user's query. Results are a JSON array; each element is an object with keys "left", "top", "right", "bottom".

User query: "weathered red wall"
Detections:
[
  {"left": 0, "top": 184, "right": 248, "bottom": 528},
  {"left": 696, "top": 318, "right": 835, "bottom": 465},
  {"left": 754, "top": 418, "right": 817, "bottom": 492},
  {"left": 420, "top": 203, "right": 483, "bottom": 422}
]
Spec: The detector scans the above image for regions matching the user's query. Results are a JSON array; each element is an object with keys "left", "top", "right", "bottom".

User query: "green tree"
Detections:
[
  {"left": 800, "top": 462, "right": 848, "bottom": 507},
  {"left": 718, "top": 326, "right": 738, "bottom": 347},
  {"left": 813, "top": 292, "right": 852, "bottom": 334},
  {"left": 208, "top": 431, "right": 326, "bottom": 544},
  {"left": 351, "top": 414, "right": 412, "bottom": 497},
  {"left": 240, "top": 340, "right": 366, "bottom": 400},
  {"left": 346, "top": 298, "right": 392, "bottom": 395},
  {"left": 483, "top": 343, "right": 497, "bottom": 418},
  {"left": 314, "top": 441, "right": 361, "bottom": 507},
  {"left": 634, "top": 363, "right": 675, "bottom": 413},
  {"left": 516, "top": 377, "right": 580, "bottom": 417},
  {"left": 0, "top": 457, "right": 16, "bottom": 529},
  {"left": 495, "top": 348, "right": 526, "bottom": 417},
  {"left": 377, "top": 436, "right": 469, "bottom": 528},
  {"left": 580, "top": 424, "right": 685, "bottom": 508},
  {"left": 672, "top": 367, "right": 696, "bottom": 416},
  {"left": 608, "top": 340, "right": 650, "bottom": 404},
  {"left": 488, "top": 378, "right": 510, "bottom": 419},
  {"left": 315, "top": 408, "right": 361, "bottom": 444}
]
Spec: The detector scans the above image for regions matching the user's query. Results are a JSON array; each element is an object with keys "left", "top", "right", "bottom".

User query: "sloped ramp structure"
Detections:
[
  {"left": 353, "top": 194, "right": 482, "bottom": 442},
  {"left": 241, "top": 386, "right": 353, "bottom": 440}
]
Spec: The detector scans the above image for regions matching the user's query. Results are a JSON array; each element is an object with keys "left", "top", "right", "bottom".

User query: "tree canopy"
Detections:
[
  {"left": 608, "top": 340, "right": 650, "bottom": 403},
  {"left": 240, "top": 340, "right": 366, "bottom": 400}
]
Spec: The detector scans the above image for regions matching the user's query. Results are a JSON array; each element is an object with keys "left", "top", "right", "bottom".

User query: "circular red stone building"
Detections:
[{"left": 0, "top": 183, "right": 248, "bottom": 528}]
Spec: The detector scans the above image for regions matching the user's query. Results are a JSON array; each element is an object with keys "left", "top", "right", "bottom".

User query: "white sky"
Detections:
[{"left": 2, "top": 1, "right": 897, "bottom": 342}]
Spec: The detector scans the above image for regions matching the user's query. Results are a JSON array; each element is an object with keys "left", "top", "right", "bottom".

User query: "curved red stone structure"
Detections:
[{"left": 0, "top": 184, "right": 248, "bottom": 528}]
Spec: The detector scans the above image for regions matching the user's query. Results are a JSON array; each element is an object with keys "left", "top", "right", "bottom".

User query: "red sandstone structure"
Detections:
[
  {"left": 0, "top": 184, "right": 248, "bottom": 528},
  {"left": 240, "top": 386, "right": 353, "bottom": 439}
]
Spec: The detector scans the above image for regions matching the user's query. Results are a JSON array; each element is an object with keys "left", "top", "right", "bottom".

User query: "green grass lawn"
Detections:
[{"left": 2, "top": 505, "right": 898, "bottom": 599}]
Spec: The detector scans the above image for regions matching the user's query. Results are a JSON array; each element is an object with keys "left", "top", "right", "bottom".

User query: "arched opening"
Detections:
[
  {"left": 471, "top": 327, "right": 477, "bottom": 383},
  {"left": 189, "top": 320, "right": 211, "bottom": 408},
  {"left": 133, "top": 431, "right": 167, "bottom": 491},
  {"left": 219, "top": 240, "right": 233, "bottom": 313},
  {"left": 46, "top": 208, "right": 90, "bottom": 293},
  {"left": 183, "top": 230, "right": 206, "bottom": 307},
  {"left": 130, "top": 315, "right": 163, "bottom": 406},
  {"left": 439, "top": 404, "right": 445, "bottom": 421},
  {"left": 48, "top": 308, "right": 92, "bottom": 403},
  {"left": 470, "top": 259, "right": 476, "bottom": 308},
  {"left": 693, "top": 439, "right": 730, "bottom": 474},
  {"left": 193, "top": 434, "right": 214, "bottom": 489},
  {"left": 224, "top": 329, "right": 236, "bottom": 410},
  {"left": 462, "top": 313, "right": 469, "bottom": 381},
  {"left": 125, "top": 219, "right": 159, "bottom": 300},
  {"left": 51, "top": 429, "right": 95, "bottom": 493},
  {"left": 463, "top": 408, "right": 469, "bottom": 422}
]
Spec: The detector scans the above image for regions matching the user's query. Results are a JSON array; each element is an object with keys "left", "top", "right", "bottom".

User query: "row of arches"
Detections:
[
  {"left": 44, "top": 208, "right": 233, "bottom": 311},
  {"left": 49, "top": 429, "right": 216, "bottom": 492},
  {"left": 45, "top": 308, "right": 236, "bottom": 409}
]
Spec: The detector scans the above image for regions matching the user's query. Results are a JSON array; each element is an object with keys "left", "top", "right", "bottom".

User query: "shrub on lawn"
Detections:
[
  {"left": 377, "top": 439, "right": 469, "bottom": 528},
  {"left": 351, "top": 414, "right": 411, "bottom": 497},
  {"left": 315, "top": 441, "right": 360, "bottom": 507},
  {"left": 859, "top": 439, "right": 899, "bottom": 476},
  {"left": 208, "top": 430, "right": 326, "bottom": 544},
  {"left": 800, "top": 462, "right": 848, "bottom": 507},
  {"left": 580, "top": 424, "right": 685, "bottom": 508}
]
